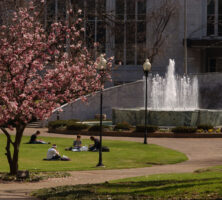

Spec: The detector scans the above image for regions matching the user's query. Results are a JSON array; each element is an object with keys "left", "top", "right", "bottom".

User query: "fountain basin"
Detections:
[{"left": 112, "top": 108, "right": 222, "bottom": 126}]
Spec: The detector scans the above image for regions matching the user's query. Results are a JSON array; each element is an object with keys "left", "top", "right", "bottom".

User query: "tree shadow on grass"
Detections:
[
  {"left": 104, "top": 177, "right": 222, "bottom": 188},
  {"left": 35, "top": 188, "right": 94, "bottom": 200},
  {"left": 34, "top": 178, "right": 222, "bottom": 200},
  {"left": 98, "top": 178, "right": 222, "bottom": 199}
]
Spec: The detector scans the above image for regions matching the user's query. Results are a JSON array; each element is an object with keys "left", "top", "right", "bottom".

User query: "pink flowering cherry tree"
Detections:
[{"left": 0, "top": 2, "right": 112, "bottom": 175}]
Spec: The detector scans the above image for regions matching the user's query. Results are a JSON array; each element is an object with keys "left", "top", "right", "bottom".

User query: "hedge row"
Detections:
[
  {"left": 48, "top": 119, "right": 83, "bottom": 130},
  {"left": 171, "top": 126, "right": 197, "bottom": 133},
  {"left": 135, "top": 125, "right": 159, "bottom": 133},
  {"left": 66, "top": 123, "right": 89, "bottom": 131},
  {"left": 197, "top": 124, "right": 214, "bottom": 130},
  {"left": 48, "top": 120, "right": 218, "bottom": 133},
  {"left": 88, "top": 124, "right": 109, "bottom": 132},
  {"left": 114, "top": 122, "right": 131, "bottom": 131}
]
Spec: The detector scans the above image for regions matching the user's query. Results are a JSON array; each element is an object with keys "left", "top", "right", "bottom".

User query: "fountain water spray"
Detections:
[
  {"left": 113, "top": 59, "right": 222, "bottom": 126},
  {"left": 147, "top": 59, "right": 199, "bottom": 110}
]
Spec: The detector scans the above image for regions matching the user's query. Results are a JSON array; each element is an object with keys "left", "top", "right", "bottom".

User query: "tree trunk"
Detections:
[
  {"left": 1, "top": 128, "right": 13, "bottom": 173},
  {"left": 11, "top": 142, "right": 20, "bottom": 175},
  {"left": 1, "top": 124, "right": 26, "bottom": 175},
  {"left": 11, "top": 125, "right": 26, "bottom": 175}
]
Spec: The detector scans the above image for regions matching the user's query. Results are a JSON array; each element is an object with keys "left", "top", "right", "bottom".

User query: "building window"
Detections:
[
  {"left": 84, "top": 0, "right": 106, "bottom": 52},
  {"left": 44, "top": 0, "right": 106, "bottom": 54},
  {"left": 207, "top": 0, "right": 222, "bottom": 36},
  {"left": 44, "top": 0, "right": 67, "bottom": 29},
  {"left": 115, "top": 0, "right": 147, "bottom": 65},
  {"left": 208, "top": 57, "right": 222, "bottom": 72},
  {"left": 43, "top": 0, "right": 148, "bottom": 64},
  {"left": 69, "top": 0, "right": 106, "bottom": 53}
]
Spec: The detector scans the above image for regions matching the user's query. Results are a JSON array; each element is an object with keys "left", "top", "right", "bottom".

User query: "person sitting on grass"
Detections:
[
  {"left": 47, "top": 144, "right": 70, "bottom": 161},
  {"left": 73, "top": 135, "right": 82, "bottom": 150},
  {"left": 47, "top": 144, "right": 61, "bottom": 160},
  {"left": 65, "top": 135, "right": 82, "bottom": 151},
  {"left": 29, "top": 130, "right": 49, "bottom": 144},
  {"left": 88, "top": 136, "right": 101, "bottom": 151}
]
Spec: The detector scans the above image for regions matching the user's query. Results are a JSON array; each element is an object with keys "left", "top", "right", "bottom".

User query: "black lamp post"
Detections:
[
  {"left": 96, "top": 54, "right": 107, "bottom": 167},
  {"left": 143, "top": 59, "right": 152, "bottom": 144}
]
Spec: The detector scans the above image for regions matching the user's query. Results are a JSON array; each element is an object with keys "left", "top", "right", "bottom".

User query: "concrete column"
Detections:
[
  {"left": 106, "top": 0, "right": 115, "bottom": 58},
  {"left": 202, "top": 0, "right": 207, "bottom": 36}
]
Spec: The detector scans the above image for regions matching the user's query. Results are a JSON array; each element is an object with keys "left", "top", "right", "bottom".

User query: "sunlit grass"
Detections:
[{"left": 0, "top": 134, "right": 187, "bottom": 172}]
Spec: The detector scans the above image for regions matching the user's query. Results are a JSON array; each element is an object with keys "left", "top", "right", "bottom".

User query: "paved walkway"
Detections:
[{"left": 1, "top": 128, "right": 222, "bottom": 199}]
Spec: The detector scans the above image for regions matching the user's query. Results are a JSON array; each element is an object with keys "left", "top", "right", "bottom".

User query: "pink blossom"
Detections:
[{"left": 0, "top": 0, "right": 113, "bottom": 129}]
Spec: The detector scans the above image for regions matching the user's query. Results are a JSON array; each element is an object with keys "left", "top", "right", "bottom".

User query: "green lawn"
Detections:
[
  {"left": 32, "top": 167, "right": 222, "bottom": 200},
  {"left": 0, "top": 134, "right": 187, "bottom": 172}
]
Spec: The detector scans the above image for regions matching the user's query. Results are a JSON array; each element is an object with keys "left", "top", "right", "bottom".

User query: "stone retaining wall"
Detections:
[
  {"left": 43, "top": 80, "right": 144, "bottom": 125},
  {"left": 42, "top": 73, "right": 222, "bottom": 126},
  {"left": 112, "top": 108, "right": 222, "bottom": 126}
]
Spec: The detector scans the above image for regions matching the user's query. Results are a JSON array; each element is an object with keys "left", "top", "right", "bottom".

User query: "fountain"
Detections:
[
  {"left": 148, "top": 59, "right": 198, "bottom": 110},
  {"left": 112, "top": 59, "right": 222, "bottom": 126}
]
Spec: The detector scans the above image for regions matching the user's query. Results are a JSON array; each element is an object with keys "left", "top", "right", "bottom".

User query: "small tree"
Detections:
[
  {"left": 145, "top": 0, "right": 178, "bottom": 63},
  {"left": 0, "top": 1, "right": 112, "bottom": 175}
]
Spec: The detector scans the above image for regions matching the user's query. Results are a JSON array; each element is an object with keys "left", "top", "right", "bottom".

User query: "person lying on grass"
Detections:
[
  {"left": 29, "top": 130, "right": 50, "bottom": 144},
  {"left": 47, "top": 144, "right": 70, "bottom": 161}
]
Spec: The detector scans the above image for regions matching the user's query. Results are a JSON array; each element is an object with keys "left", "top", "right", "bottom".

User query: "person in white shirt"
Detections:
[{"left": 47, "top": 144, "right": 61, "bottom": 160}]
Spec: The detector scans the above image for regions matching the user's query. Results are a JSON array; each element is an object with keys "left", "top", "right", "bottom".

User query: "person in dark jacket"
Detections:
[
  {"left": 88, "top": 136, "right": 100, "bottom": 151},
  {"left": 29, "top": 131, "right": 49, "bottom": 144}
]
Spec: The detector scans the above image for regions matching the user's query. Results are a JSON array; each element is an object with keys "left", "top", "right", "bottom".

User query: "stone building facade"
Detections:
[
  {"left": 43, "top": 0, "right": 222, "bottom": 84},
  {"left": 1, "top": 0, "right": 222, "bottom": 83}
]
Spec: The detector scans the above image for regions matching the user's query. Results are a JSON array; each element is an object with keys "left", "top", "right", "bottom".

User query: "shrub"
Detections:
[
  {"left": 88, "top": 124, "right": 109, "bottom": 132},
  {"left": 197, "top": 124, "right": 213, "bottom": 131},
  {"left": 48, "top": 120, "right": 67, "bottom": 129},
  {"left": 171, "top": 126, "right": 197, "bottom": 133},
  {"left": 85, "top": 119, "right": 112, "bottom": 122},
  {"left": 67, "top": 119, "right": 80, "bottom": 123},
  {"left": 66, "top": 122, "right": 89, "bottom": 131},
  {"left": 114, "top": 122, "right": 131, "bottom": 131},
  {"left": 135, "top": 125, "right": 159, "bottom": 133},
  {"left": 48, "top": 119, "right": 80, "bottom": 129}
]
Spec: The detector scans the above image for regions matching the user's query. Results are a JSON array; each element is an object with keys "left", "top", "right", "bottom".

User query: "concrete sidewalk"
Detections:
[{"left": 1, "top": 128, "right": 222, "bottom": 199}]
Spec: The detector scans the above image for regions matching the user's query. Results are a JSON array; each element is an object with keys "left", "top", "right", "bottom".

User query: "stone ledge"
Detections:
[
  {"left": 112, "top": 108, "right": 222, "bottom": 127},
  {"left": 48, "top": 129, "right": 222, "bottom": 138}
]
